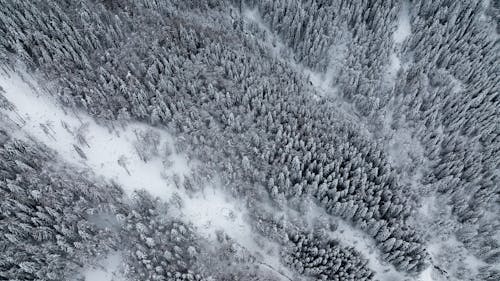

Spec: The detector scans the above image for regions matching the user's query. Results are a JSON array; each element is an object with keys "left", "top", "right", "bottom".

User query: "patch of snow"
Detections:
[
  {"left": 254, "top": 240, "right": 295, "bottom": 281},
  {"left": 386, "top": 126, "right": 425, "bottom": 170},
  {"left": 393, "top": 1, "right": 411, "bottom": 44},
  {"left": 387, "top": 1, "right": 411, "bottom": 82},
  {"left": 82, "top": 252, "right": 123, "bottom": 281},
  {"left": 304, "top": 69, "right": 335, "bottom": 95},
  {"left": 417, "top": 267, "right": 436, "bottom": 281},
  {"left": 418, "top": 196, "right": 437, "bottom": 218},
  {"left": 180, "top": 186, "right": 251, "bottom": 241},
  {"left": 303, "top": 42, "right": 347, "bottom": 98},
  {"left": 178, "top": 187, "right": 293, "bottom": 280},
  {"left": 388, "top": 52, "right": 402, "bottom": 78},
  {"left": 426, "top": 235, "right": 488, "bottom": 280},
  {"left": 450, "top": 76, "right": 465, "bottom": 94},
  {"left": 381, "top": 109, "right": 429, "bottom": 196}
]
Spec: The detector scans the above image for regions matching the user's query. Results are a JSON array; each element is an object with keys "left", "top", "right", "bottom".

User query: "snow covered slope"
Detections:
[{"left": 0, "top": 70, "right": 291, "bottom": 280}]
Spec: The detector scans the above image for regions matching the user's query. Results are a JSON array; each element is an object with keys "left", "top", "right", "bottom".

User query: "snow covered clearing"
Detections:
[
  {"left": 394, "top": 1, "right": 412, "bottom": 44},
  {"left": 426, "top": 235, "right": 489, "bottom": 281},
  {"left": 80, "top": 252, "right": 123, "bottom": 281},
  {"left": 388, "top": 52, "right": 402, "bottom": 78},
  {"left": 388, "top": 1, "right": 411, "bottom": 79},
  {"left": 383, "top": 111, "right": 428, "bottom": 189},
  {"left": 179, "top": 187, "right": 249, "bottom": 241},
  {"left": 0, "top": 70, "right": 288, "bottom": 278},
  {"left": 0, "top": 71, "right": 182, "bottom": 200}
]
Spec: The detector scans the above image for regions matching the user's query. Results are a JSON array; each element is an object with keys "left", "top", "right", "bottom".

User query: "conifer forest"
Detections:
[{"left": 0, "top": 1, "right": 498, "bottom": 280}]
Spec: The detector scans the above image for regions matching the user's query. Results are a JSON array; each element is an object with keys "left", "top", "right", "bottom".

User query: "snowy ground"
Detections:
[
  {"left": 80, "top": 252, "right": 123, "bottom": 281},
  {"left": 0, "top": 70, "right": 290, "bottom": 280},
  {"left": 393, "top": 1, "right": 412, "bottom": 45},
  {"left": 388, "top": 0, "right": 411, "bottom": 78},
  {"left": 0, "top": 70, "right": 184, "bottom": 200},
  {"left": 415, "top": 191, "right": 496, "bottom": 281}
]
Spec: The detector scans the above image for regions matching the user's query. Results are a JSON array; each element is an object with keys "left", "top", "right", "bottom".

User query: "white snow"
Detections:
[
  {"left": 379, "top": 108, "right": 429, "bottom": 198},
  {"left": 0, "top": 71, "right": 187, "bottom": 200},
  {"left": 426, "top": 234, "right": 489, "bottom": 280},
  {"left": 243, "top": 8, "right": 287, "bottom": 58},
  {"left": 388, "top": 52, "right": 402, "bottom": 78},
  {"left": 179, "top": 187, "right": 293, "bottom": 280},
  {"left": 418, "top": 267, "right": 436, "bottom": 281},
  {"left": 393, "top": 1, "right": 411, "bottom": 44},
  {"left": 180, "top": 187, "right": 250, "bottom": 240},
  {"left": 303, "top": 203, "right": 445, "bottom": 281},
  {"left": 304, "top": 68, "right": 335, "bottom": 95},
  {"left": 0, "top": 70, "right": 280, "bottom": 277},
  {"left": 418, "top": 196, "right": 437, "bottom": 218},
  {"left": 387, "top": 1, "right": 411, "bottom": 80},
  {"left": 81, "top": 252, "right": 123, "bottom": 281},
  {"left": 385, "top": 125, "right": 425, "bottom": 171},
  {"left": 0, "top": 70, "right": 251, "bottom": 232}
]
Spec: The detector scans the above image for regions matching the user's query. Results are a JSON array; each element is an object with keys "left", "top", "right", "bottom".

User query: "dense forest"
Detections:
[{"left": 0, "top": 0, "right": 498, "bottom": 280}]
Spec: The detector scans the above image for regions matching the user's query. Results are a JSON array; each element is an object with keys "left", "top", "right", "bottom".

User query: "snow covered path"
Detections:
[{"left": 242, "top": 8, "right": 366, "bottom": 134}]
